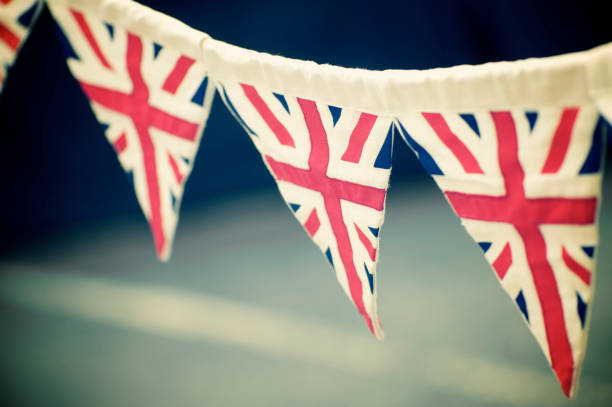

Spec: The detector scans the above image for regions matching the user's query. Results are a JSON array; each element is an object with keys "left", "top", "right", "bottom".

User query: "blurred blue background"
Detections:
[
  {"left": 1, "top": 0, "right": 610, "bottom": 240},
  {"left": 0, "top": 1, "right": 611, "bottom": 406}
]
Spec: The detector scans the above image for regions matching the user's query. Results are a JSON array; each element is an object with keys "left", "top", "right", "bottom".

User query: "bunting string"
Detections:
[{"left": 2, "top": 0, "right": 611, "bottom": 398}]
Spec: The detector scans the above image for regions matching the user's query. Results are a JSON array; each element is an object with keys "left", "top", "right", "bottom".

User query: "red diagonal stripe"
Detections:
[
  {"left": 123, "top": 34, "right": 164, "bottom": 258},
  {"left": 162, "top": 55, "right": 195, "bottom": 94},
  {"left": 492, "top": 242, "right": 512, "bottom": 279},
  {"left": 422, "top": 112, "right": 483, "bottom": 174},
  {"left": 0, "top": 22, "right": 20, "bottom": 51},
  {"left": 241, "top": 84, "right": 295, "bottom": 147},
  {"left": 148, "top": 105, "right": 200, "bottom": 141},
  {"left": 443, "top": 110, "right": 587, "bottom": 396},
  {"left": 303, "top": 208, "right": 320, "bottom": 237},
  {"left": 71, "top": 27, "right": 204, "bottom": 261},
  {"left": 168, "top": 153, "right": 183, "bottom": 184},
  {"left": 341, "top": 113, "right": 377, "bottom": 163},
  {"left": 260, "top": 96, "right": 385, "bottom": 337},
  {"left": 79, "top": 82, "right": 131, "bottom": 111},
  {"left": 112, "top": 132, "right": 127, "bottom": 153},
  {"left": 354, "top": 224, "right": 376, "bottom": 261},
  {"left": 490, "top": 111, "right": 575, "bottom": 397},
  {"left": 562, "top": 246, "right": 591, "bottom": 285},
  {"left": 298, "top": 97, "right": 375, "bottom": 335},
  {"left": 324, "top": 195, "right": 373, "bottom": 334},
  {"left": 299, "top": 98, "right": 329, "bottom": 173},
  {"left": 542, "top": 108, "right": 579, "bottom": 174},
  {"left": 265, "top": 157, "right": 386, "bottom": 211},
  {"left": 445, "top": 193, "right": 597, "bottom": 225},
  {"left": 79, "top": 83, "right": 200, "bottom": 142},
  {"left": 520, "top": 224, "right": 574, "bottom": 396},
  {"left": 70, "top": 9, "right": 112, "bottom": 70}
]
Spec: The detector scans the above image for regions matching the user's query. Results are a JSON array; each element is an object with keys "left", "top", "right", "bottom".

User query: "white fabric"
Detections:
[
  {"left": 49, "top": 0, "right": 206, "bottom": 59},
  {"left": 49, "top": 0, "right": 215, "bottom": 260},
  {"left": 203, "top": 39, "right": 612, "bottom": 115},
  {"left": 50, "top": 1, "right": 612, "bottom": 117},
  {"left": 218, "top": 80, "right": 393, "bottom": 339},
  {"left": 36, "top": 0, "right": 612, "bottom": 398}
]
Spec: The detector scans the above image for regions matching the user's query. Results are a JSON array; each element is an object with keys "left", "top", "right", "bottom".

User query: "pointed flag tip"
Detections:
[
  {"left": 368, "top": 321, "right": 385, "bottom": 340},
  {"left": 155, "top": 242, "right": 171, "bottom": 262},
  {"left": 156, "top": 250, "right": 171, "bottom": 263},
  {"left": 51, "top": 11, "right": 213, "bottom": 268},
  {"left": 554, "top": 366, "right": 574, "bottom": 398},
  {"left": 366, "top": 312, "right": 384, "bottom": 340}
]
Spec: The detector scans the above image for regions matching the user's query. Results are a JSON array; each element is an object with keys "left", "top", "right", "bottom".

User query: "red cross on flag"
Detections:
[
  {"left": 218, "top": 81, "right": 394, "bottom": 339},
  {"left": 396, "top": 106, "right": 605, "bottom": 397},
  {"left": 49, "top": 2, "right": 215, "bottom": 261}
]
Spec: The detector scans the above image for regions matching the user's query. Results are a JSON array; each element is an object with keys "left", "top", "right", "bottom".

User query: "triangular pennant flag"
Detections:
[
  {"left": 395, "top": 106, "right": 604, "bottom": 397},
  {"left": 0, "top": 0, "right": 42, "bottom": 93},
  {"left": 218, "top": 81, "right": 393, "bottom": 338},
  {"left": 49, "top": 3, "right": 215, "bottom": 261}
]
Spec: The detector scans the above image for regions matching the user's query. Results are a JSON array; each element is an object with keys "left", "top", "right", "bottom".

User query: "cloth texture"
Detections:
[
  {"left": 49, "top": 0, "right": 215, "bottom": 260},
  {"left": 218, "top": 81, "right": 393, "bottom": 339},
  {"left": 395, "top": 106, "right": 604, "bottom": 397},
  {"left": 5, "top": 0, "right": 611, "bottom": 398}
]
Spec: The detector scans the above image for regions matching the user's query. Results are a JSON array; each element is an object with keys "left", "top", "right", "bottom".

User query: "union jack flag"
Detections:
[
  {"left": 49, "top": 4, "right": 215, "bottom": 261},
  {"left": 0, "top": 0, "right": 40, "bottom": 92},
  {"left": 395, "top": 106, "right": 604, "bottom": 397},
  {"left": 219, "top": 82, "right": 394, "bottom": 338}
]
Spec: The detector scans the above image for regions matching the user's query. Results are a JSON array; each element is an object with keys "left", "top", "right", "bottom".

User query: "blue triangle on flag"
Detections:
[
  {"left": 374, "top": 126, "right": 393, "bottom": 169},
  {"left": 364, "top": 263, "right": 374, "bottom": 294},
  {"left": 18, "top": 3, "right": 37, "bottom": 28},
  {"left": 459, "top": 113, "right": 480, "bottom": 137},
  {"left": 273, "top": 93, "right": 290, "bottom": 113},
  {"left": 125, "top": 170, "right": 134, "bottom": 186},
  {"left": 54, "top": 21, "right": 80, "bottom": 61},
  {"left": 328, "top": 105, "right": 342, "bottom": 126},
  {"left": 99, "top": 122, "right": 110, "bottom": 135},
  {"left": 397, "top": 122, "right": 443, "bottom": 175},
  {"left": 181, "top": 156, "right": 190, "bottom": 166},
  {"left": 104, "top": 22, "right": 114, "bottom": 39},
  {"left": 289, "top": 203, "right": 301, "bottom": 212},
  {"left": 478, "top": 242, "right": 492, "bottom": 253},
  {"left": 368, "top": 227, "right": 379, "bottom": 238},
  {"left": 171, "top": 192, "right": 178, "bottom": 211},
  {"left": 581, "top": 246, "right": 595, "bottom": 258},
  {"left": 191, "top": 76, "right": 208, "bottom": 106},
  {"left": 325, "top": 248, "right": 335, "bottom": 269},
  {"left": 153, "top": 42, "right": 163, "bottom": 59},
  {"left": 579, "top": 116, "right": 604, "bottom": 174},
  {"left": 576, "top": 292, "right": 587, "bottom": 328},
  {"left": 526, "top": 112, "right": 538, "bottom": 132},
  {"left": 515, "top": 290, "right": 529, "bottom": 322}
]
